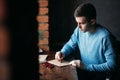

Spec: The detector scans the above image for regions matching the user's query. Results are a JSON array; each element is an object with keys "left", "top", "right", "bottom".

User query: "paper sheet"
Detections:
[
  {"left": 48, "top": 59, "right": 70, "bottom": 67},
  {"left": 39, "top": 55, "right": 48, "bottom": 63}
]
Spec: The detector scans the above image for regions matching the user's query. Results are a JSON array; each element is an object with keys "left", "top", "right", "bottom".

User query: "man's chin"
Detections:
[
  {"left": 81, "top": 30, "right": 87, "bottom": 33},
  {"left": 80, "top": 28, "right": 87, "bottom": 32}
]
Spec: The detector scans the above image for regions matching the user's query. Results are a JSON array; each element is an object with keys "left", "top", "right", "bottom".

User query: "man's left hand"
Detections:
[{"left": 69, "top": 60, "right": 85, "bottom": 69}]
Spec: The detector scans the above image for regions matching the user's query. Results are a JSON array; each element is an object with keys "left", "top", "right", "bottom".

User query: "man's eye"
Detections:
[{"left": 81, "top": 23, "right": 85, "bottom": 24}]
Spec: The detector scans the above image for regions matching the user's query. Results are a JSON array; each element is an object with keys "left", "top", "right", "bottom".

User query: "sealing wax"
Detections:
[{"left": 42, "top": 62, "right": 54, "bottom": 69}]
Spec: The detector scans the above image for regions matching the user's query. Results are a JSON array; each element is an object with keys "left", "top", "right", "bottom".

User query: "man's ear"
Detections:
[{"left": 90, "top": 19, "right": 96, "bottom": 25}]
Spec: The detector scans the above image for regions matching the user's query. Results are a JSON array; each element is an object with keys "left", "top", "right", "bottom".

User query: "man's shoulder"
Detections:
[
  {"left": 97, "top": 25, "right": 110, "bottom": 38},
  {"left": 99, "top": 27, "right": 109, "bottom": 35}
]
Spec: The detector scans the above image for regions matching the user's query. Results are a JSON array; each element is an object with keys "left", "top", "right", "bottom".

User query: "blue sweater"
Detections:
[{"left": 61, "top": 25, "right": 116, "bottom": 73}]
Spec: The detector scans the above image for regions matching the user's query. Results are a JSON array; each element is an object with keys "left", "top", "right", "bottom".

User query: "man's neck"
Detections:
[{"left": 89, "top": 23, "right": 98, "bottom": 33}]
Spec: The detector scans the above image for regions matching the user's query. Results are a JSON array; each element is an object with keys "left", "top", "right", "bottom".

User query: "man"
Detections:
[{"left": 55, "top": 3, "right": 117, "bottom": 80}]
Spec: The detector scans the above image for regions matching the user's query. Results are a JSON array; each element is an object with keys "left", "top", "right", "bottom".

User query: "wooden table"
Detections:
[{"left": 39, "top": 51, "right": 78, "bottom": 80}]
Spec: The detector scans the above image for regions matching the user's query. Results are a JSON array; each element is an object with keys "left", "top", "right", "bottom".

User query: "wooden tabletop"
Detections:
[{"left": 39, "top": 51, "right": 78, "bottom": 80}]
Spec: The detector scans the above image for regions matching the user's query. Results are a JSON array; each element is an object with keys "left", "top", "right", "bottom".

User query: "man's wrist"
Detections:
[{"left": 60, "top": 51, "right": 65, "bottom": 58}]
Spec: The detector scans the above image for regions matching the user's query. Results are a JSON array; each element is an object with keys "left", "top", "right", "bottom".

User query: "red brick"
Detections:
[
  {"left": 39, "top": 0, "right": 48, "bottom": 7},
  {"left": 44, "top": 31, "right": 49, "bottom": 37},
  {"left": 39, "top": 45, "right": 49, "bottom": 51},
  {"left": 39, "top": 8, "right": 48, "bottom": 15},
  {"left": 38, "top": 23, "right": 49, "bottom": 30},
  {"left": 39, "top": 38, "right": 48, "bottom": 45},
  {"left": 39, "top": 30, "right": 49, "bottom": 38},
  {"left": 37, "top": 16, "right": 48, "bottom": 22}
]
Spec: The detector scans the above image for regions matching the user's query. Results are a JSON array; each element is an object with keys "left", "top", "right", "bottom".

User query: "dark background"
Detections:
[
  {"left": 6, "top": 0, "right": 39, "bottom": 80},
  {"left": 49, "top": 0, "right": 120, "bottom": 51}
]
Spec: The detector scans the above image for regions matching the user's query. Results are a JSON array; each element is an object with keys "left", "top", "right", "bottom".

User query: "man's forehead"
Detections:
[{"left": 75, "top": 16, "right": 87, "bottom": 22}]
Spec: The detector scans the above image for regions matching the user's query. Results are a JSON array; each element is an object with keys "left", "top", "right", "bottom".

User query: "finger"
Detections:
[
  {"left": 56, "top": 53, "right": 61, "bottom": 59},
  {"left": 70, "top": 63, "right": 76, "bottom": 66},
  {"left": 72, "top": 63, "right": 77, "bottom": 66},
  {"left": 55, "top": 55, "right": 61, "bottom": 61},
  {"left": 55, "top": 55, "right": 59, "bottom": 60},
  {"left": 55, "top": 54, "right": 58, "bottom": 59},
  {"left": 69, "top": 61, "right": 74, "bottom": 65},
  {"left": 69, "top": 61, "right": 76, "bottom": 67},
  {"left": 55, "top": 52, "right": 60, "bottom": 59},
  {"left": 55, "top": 55, "right": 57, "bottom": 59},
  {"left": 58, "top": 56, "right": 62, "bottom": 62}
]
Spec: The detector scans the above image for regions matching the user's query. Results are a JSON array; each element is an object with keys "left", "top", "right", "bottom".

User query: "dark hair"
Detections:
[{"left": 74, "top": 3, "right": 96, "bottom": 21}]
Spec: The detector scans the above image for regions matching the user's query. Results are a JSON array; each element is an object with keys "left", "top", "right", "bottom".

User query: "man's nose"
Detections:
[{"left": 78, "top": 24, "right": 81, "bottom": 28}]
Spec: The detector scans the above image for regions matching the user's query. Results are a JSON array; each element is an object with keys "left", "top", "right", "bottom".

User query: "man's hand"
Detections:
[
  {"left": 69, "top": 60, "right": 85, "bottom": 69},
  {"left": 55, "top": 51, "right": 64, "bottom": 62}
]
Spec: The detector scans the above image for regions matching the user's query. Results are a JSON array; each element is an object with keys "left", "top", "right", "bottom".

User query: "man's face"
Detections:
[{"left": 75, "top": 16, "right": 91, "bottom": 32}]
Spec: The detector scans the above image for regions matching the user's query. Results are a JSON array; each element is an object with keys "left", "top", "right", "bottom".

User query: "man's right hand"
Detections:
[{"left": 55, "top": 51, "right": 64, "bottom": 62}]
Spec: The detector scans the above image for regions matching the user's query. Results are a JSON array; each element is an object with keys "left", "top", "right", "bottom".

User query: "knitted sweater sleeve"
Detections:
[
  {"left": 61, "top": 27, "right": 79, "bottom": 57},
  {"left": 85, "top": 35, "right": 116, "bottom": 73}
]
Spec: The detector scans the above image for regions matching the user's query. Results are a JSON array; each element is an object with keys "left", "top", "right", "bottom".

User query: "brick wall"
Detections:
[
  {"left": 0, "top": 0, "right": 6, "bottom": 23},
  {"left": 37, "top": 0, "right": 49, "bottom": 51}
]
